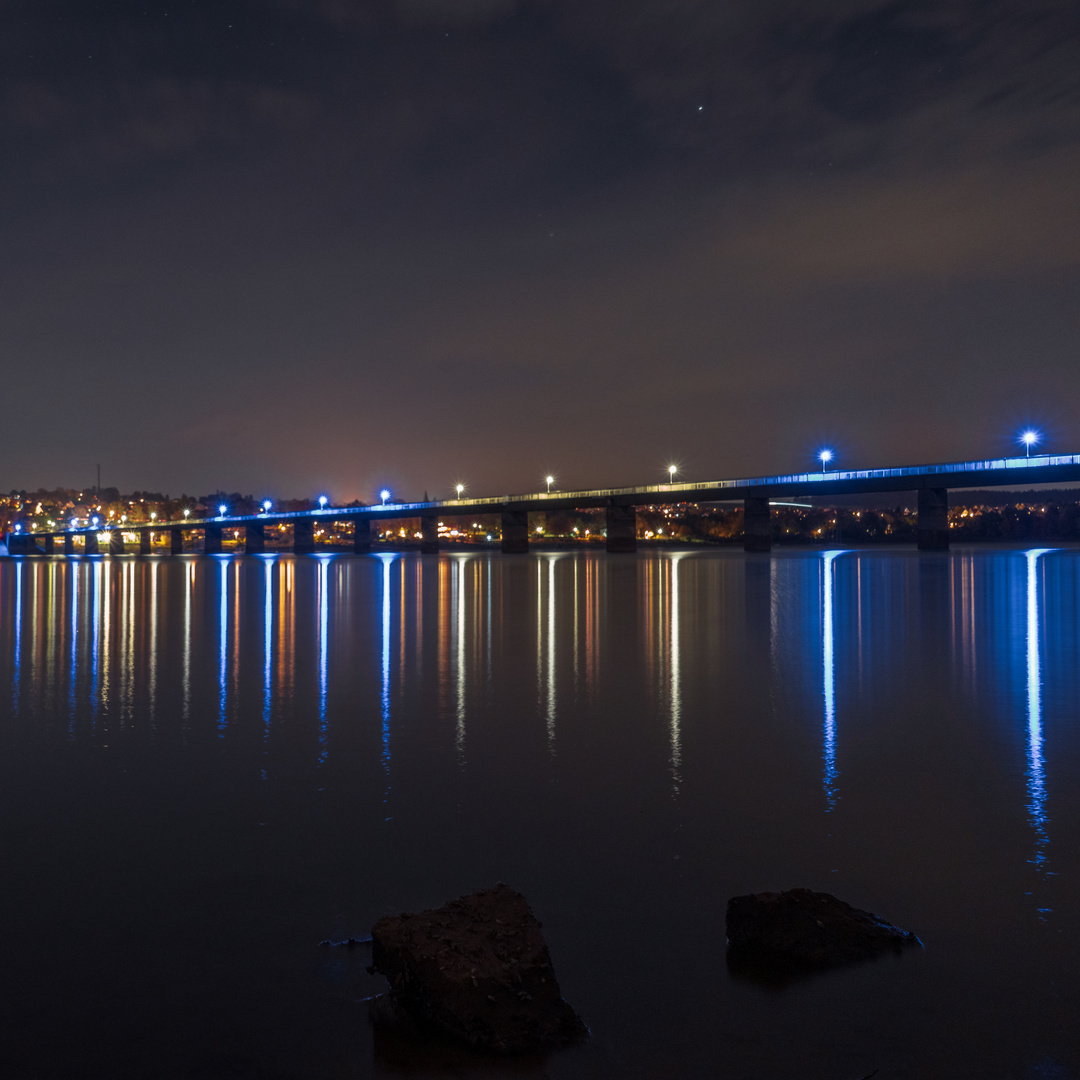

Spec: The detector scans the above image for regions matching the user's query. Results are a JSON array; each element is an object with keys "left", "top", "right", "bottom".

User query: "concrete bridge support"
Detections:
[
  {"left": 917, "top": 487, "right": 949, "bottom": 551},
  {"left": 246, "top": 522, "right": 265, "bottom": 554},
  {"left": 85, "top": 532, "right": 100, "bottom": 556},
  {"left": 139, "top": 531, "right": 151, "bottom": 555},
  {"left": 420, "top": 513, "right": 439, "bottom": 554},
  {"left": 43, "top": 535, "right": 54, "bottom": 555},
  {"left": 605, "top": 504, "right": 637, "bottom": 553},
  {"left": 743, "top": 496, "right": 772, "bottom": 552},
  {"left": 171, "top": 529, "right": 184, "bottom": 555},
  {"left": 204, "top": 524, "right": 223, "bottom": 555},
  {"left": 64, "top": 533, "right": 74, "bottom": 556},
  {"left": 353, "top": 519, "right": 371, "bottom": 554},
  {"left": 6, "top": 534, "right": 43, "bottom": 555},
  {"left": 108, "top": 531, "right": 124, "bottom": 556},
  {"left": 293, "top": 519, "right": 315, "bottom": 554},
  {"left": 501, "top": 510, "right": 529, "bottom": 553}
]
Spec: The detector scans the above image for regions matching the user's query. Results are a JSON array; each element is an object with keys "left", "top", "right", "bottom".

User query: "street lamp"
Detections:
[
  {"left": 1021, "top": 430, "right": 1040, "bottom": 457},
  {"left": 380, "top": 489, "right": 391, "bottom": 505},
  {"left": 455, "top": 484, "right": 465, "bottom": 497},
  {"left": 667, "top": 464, "right": 677, "bottom": 484},
  {"left": 262, "top": 499, "right": 272, "bottom": 513},
  {"left": 819, "top": 449, "right": 834, "bottom": 474},
  {"left": 545, "top": 475, "right": 555, "bottom": 493},
  {"left": 183, "top": 508, "right": 191, "bottom": 520},
  {"left": 218, "top": 504, "right": 227, "bottom": 517},
  {"left": 318, "top": 495, "right": 328, "bottom": 510}
]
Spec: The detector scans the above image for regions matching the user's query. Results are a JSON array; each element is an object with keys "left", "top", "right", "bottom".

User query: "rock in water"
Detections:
[
  {"left": 370, "top": 883, "right": 587, "bottom": 1054},
  {"left": 726, "top": 888, "right": 922, "bottom": 968}
]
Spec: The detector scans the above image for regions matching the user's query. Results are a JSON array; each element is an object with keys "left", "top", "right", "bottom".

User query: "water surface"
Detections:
[{"left": 1, "top": 548, "right": 1078, "bottom": 1079}]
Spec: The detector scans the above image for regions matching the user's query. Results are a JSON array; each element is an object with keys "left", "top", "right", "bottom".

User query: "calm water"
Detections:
[{"left": 1, "top": 548, "right": 1078, "bottom": 1080}]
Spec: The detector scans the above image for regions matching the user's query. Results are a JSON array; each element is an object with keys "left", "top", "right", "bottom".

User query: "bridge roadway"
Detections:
[{"left": 7, "top": 451, "right": 1080, "bottom": 557}]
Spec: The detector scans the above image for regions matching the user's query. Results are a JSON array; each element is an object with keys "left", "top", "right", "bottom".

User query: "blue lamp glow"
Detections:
[
  {"left": 380, "top": 489, "right": 391, "bottom": 505},
  {"left": 318, "top": 495, "right": 328, "bottom": 510},
  {"left": 218, "top": 504, "right": 227, "bottom": 517},
  {"left": 1021, "top": 430, "right": 1041, "bottom": 457},
  {"left": 819, "top": 448, "right": 834, "bottom": 473},
  {"left": 91, "top": 515, "right": 99, "bottom": 526},
  {"left": 262, "top": 499, "right": 272, "bottom": 513}
]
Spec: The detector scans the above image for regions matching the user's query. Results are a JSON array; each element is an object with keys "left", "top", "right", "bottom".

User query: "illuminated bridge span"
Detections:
[{"left": 7, "top": 452, "right": 1080, "bottom": 557}]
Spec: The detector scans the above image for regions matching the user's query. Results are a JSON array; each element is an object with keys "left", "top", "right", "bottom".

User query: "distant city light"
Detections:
[
  {"left": 380, "top": 489, "right": 391, "bottom": 504},
  {"left": 1021, "top": 430, "right": 1041, "bottom": 457}
]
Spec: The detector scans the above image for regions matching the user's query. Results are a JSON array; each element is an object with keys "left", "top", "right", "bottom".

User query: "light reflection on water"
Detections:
[
  {"left": 1025, "top": 548, "right": 1053, "bottom": 875},
  {"left": 1, "top": 548, "right": 1078, "bottom": 1078}
]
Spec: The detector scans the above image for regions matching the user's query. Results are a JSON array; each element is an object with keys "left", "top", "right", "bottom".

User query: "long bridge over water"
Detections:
[{"left": 6, "top": 451, "right": 1080, "bottom": 557}]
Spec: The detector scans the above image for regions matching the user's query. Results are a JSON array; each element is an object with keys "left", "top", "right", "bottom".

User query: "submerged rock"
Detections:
[
  {"left": 726, "top": 888, "right": 921, "bottom": 969},
  {"left": 369, "top": 883, "right": 587, "bottom": 1055}
]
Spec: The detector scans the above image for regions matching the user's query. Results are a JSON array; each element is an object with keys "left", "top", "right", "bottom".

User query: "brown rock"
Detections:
[
  {"left": 370, "top": 883, "right": 587, "bottom": 1054},
  {"left": 726, "top": 888, "right": 922, "bottom": 968}
]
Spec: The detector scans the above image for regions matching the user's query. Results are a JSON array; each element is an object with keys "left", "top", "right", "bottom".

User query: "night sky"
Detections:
[{"left": 3, "top": 1, "right": 1079, "bottom": 502}]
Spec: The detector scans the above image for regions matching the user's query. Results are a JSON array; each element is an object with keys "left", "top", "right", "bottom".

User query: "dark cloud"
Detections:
[{"left": 1, "top": 0, "right": 1078, "bottom": 495}]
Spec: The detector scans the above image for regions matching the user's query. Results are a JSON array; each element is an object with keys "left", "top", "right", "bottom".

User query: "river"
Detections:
[{"left": 1, "top": 548, "right": 1077, "bottom": 1079}]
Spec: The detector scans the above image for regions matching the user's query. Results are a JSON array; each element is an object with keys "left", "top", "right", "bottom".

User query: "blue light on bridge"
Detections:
[
  {"left": 1020, "top": 429, "right": 1042, "bottom": 457},
  {"left": 218, "top": 504, "right": 227, "bottom": 517},
  {"left": 318, "top": 495, "right": 329, "bottom": 510},
  {"left": 818, "top": 448, "right": 834, "bottom": 474},
  {"left": 380, "top": 489, "right": 391, "bottom": 505},
  {"left": 262, "top": 499, "right": 272, "bottom": 513}
]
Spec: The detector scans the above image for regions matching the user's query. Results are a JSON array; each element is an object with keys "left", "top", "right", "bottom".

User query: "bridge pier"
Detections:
[
  {"left": 501, "top": 509, "right": 529, "bottom": 553},
  {"left": 43, "top": 534, "right": 54, "bottom": 555},
  {"left": 743, "top": 496, "right": 772, "bottom": 552},
  {"left": 139, "top": 531, "right": 151, "bottom": 555},
  {"left": 64, "top": 533, "right": 74, "bottom": 556},
  {"left": 171, "top": 529, "right": 184, "bottom": 555},
  {"left": 204, "top": 524, "right": 223, "bottom": 555},
  {"left": 294, "top": 518, "right": 315, "bottom": 554},
  {"left": 246, "top": 522, "right": 265, "bottom": 554},
  {"left": 7, "top": 533, "right": 43, "bottom": 555},
  {"left": 917, "top": 487, "right": 949, "bottom": 551},
  {"left": 85, "top": 532, "right": 100, "bottom": 556},
  {"left": 420, "top": 513, "right": 439, "bottom": 554},
  {"left": 107, "top": 530, "right": 123, "bottom": 556},
  {"left": 605, "top": 504, "right": 637, "bottom": 553},
  {"left": 353, "top": 518, "right": 372, "bottom": 553}
]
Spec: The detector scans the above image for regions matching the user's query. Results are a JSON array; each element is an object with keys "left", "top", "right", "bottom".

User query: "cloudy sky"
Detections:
[{"left": 3, "top": 0, "right": 1079, "bottom": 501}]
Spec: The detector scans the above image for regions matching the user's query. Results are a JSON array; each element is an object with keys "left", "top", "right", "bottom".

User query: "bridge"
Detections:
[{"left": 6, "top": 451, "right": 1080, "bottom": 557}]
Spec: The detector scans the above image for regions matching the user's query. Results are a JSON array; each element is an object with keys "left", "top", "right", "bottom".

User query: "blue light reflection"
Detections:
[
  {"left": 1025, "top": 549, "right": 1053, "bottom": 872},
  {"left": 316, "top": 555, "right": 331, "bottom": 765},
  {"left": 821, "top": 550, "right": 843, "bottom": 811},
  {"left": 378, "top": 554, "right": 395, "bottom": 785}
]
